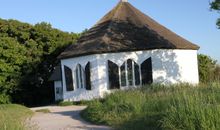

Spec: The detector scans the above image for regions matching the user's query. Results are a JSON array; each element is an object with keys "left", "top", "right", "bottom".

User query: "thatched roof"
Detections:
[{"left": 58, "top": 1, "right": 199, "bottom": 59}]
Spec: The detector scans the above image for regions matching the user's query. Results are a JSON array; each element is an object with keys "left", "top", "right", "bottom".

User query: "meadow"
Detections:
[
  {"left": 0, "top": 104, "right": 33, "bottom": 130},
  {"left": 82, "top": 82, "right": 220, "bottom": 130}
]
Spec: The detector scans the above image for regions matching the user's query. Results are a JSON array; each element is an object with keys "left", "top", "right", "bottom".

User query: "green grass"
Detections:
[
  {"left": 58, "top": 100, "right": 91, "bottom": 106},
  {"left": 35, "top": 109, "right": 50, "bottom": 113},
  {"left": 0, "top": 104, "right": 33, "bottom": 130},
  {"left": 81, "top": 83, "right": 220, "bottom": 130}
]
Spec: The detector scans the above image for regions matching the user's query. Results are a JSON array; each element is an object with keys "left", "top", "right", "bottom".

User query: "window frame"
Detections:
[
  {"left": 75, "top": 64, "right": 86, "bottom": 89},
  {"left": 119, "top": 59, "right": 141, "bottom": 88}
]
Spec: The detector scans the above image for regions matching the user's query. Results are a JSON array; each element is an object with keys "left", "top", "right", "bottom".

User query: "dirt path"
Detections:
[{"left": 29, "top": 106, "right": 111, "bottom": 130}]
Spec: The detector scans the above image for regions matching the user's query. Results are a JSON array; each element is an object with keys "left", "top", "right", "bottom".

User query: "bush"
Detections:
[{"left": 0, "top": 94, "right": 11, "bottom": 104}]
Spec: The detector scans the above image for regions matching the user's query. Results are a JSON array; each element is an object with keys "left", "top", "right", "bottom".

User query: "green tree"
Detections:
[
  {"left": 210, "top": 0, "right": 220, "bottom": 28},
  {"left": 198, "top": 54, "right": 218, "bottom": 82},
  {"left": 0, "top": 18, "right": 80, "bottom": 105}
]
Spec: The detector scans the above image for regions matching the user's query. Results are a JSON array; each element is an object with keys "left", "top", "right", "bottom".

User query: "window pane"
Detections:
[
  {"left": 127, "top": 59, "right": 133, "bottom": 86},
  {"left": 64, "top": 66, "right": 74, "bottom": 91},
  {"left": 79, "top": 66, "right": 83, "bottom": 88},
  {"left": 108, "top": 60, "right": 120, "bottom": 89},
  {"left": 76, "top": 66, "right": 80, "bottom": 89},
  {"left": 120, "top": 62, "right": 126, "bottom": 86},
  {"left": 134, "top": 62, "right": 140, "bottom": 85}
]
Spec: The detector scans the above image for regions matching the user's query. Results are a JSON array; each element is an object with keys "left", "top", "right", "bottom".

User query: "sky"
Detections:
[{"left": 0, "top": 0, "right": 219, "bottom": 63}]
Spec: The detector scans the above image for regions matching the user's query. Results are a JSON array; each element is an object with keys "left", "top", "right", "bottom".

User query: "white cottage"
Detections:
[{"left": 50, "top": 0, "right": 200, "bottom": 101}]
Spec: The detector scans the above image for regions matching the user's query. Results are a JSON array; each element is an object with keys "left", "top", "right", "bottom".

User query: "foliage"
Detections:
[
  {"left": 0, "top": 104, "right": 33, "bottom": 130},
  {"left": 82, "top": 83, "right": 220, "bottom": 130},
  {"left": 210, "top": 0, "right": 220, "bottom": 28},
  {"left": 0, "top": 94, "right": 10, "bottom": 104},
  {"left": 198, "top": 54, "right": 219, "bottom": 83},
  {"left": 0, "top": 18, "right": 80, "bottom": 105}
]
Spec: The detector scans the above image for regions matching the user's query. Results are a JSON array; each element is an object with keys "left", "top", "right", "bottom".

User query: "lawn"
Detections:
[
  {"left": 81, "top": 82, "right": 220, "bottom": 130},
  {"left": 0, "top": 104, "right": 33, "bottom": 130}
]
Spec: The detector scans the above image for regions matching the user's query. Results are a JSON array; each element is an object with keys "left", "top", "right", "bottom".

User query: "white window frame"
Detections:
[
  {"left": 75, "top": 64, "right": 86, "bottom": 89},
  {"left": 119, "top": 59, "right": 140, "bottom": 88}
]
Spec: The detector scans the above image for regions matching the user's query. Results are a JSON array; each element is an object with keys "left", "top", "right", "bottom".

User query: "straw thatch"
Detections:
[{"left": 58, "top": 1, "right": 199, "bottom": 59}]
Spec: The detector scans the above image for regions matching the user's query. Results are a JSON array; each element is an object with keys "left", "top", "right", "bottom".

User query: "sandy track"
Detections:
[{"left": 29, "top": 106, "right": 111, "bottom": 130}]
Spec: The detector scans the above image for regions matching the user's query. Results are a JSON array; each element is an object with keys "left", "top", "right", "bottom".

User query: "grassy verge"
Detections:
[
  {"left": 35, "top": 109, "right": 50, "bottom": 113},
  {"left": 81, "top": 83, "right": 220, "bottom": 130},
  {"left": 0, "top": 104, "right": 33, "bottom": 130},
  {"left": 58, "top": 100, "right": 91, "bottom": 106}
]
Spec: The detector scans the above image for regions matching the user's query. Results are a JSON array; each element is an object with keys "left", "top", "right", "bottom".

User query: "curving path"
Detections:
[{"left": 29, "top": 106, "right": 111, "bottom": 130}]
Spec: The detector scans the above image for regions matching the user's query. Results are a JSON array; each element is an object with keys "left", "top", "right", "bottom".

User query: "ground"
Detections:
[{"left": 30, "top": 106, "right": 111, "bottom": 130}]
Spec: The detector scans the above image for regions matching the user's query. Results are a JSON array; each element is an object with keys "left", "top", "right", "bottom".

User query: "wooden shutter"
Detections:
[
  {"left": 134, "top": 62, "right": 140, "bottom": 85},
  {"left": 64, "top": 66, "right": 74, "bottom": 91},
  {"left": 85, "top": 62, "right": 91, "bottom": 90},
  {"left": 141, "top": 58, "right": 153, "bottom": 85},
  {"left": 108, "top": 60, "right": 120, "bottom": 89}
]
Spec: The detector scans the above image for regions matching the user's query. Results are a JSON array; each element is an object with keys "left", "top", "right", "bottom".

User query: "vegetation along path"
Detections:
[{"left": 30, "top": 106, "right": 111, "bottom": 130}]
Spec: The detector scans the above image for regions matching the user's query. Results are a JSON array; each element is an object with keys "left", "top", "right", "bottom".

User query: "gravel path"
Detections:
[{"left": 29, "top": 106, "right": 111, "bottom": 130}]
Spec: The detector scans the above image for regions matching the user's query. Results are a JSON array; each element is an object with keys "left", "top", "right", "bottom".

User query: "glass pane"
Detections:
[
  {"left": 120, "top": 62, "right": 126, "bottom": 87},
  {"left": 79, "top": 66, "right": 83, "bottom": 88},
  {"left": 134, "top": 62, "right": 140, "bottom": 85},
  {"left": 127, "top": 59, "right": 133, "bottom": 86},
  {"left": 76, "top": 66, "right": 79, "bottom": 88}
]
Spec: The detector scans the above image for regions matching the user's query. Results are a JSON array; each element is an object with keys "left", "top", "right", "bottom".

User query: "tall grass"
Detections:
[
  {"left": 0, "top": 104, "right": 33, "bottom": 130},
  {"left": 81, "top": 83, "right": 220, "bottom": 130}
]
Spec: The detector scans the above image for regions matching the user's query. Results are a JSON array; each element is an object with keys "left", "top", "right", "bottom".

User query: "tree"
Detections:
[
  {"left": 198, "top": 54, "right": 219, "bottom": 83},
  {"left": 210, "top": 0, "right": 220, "bottom": 28},
  {"left": 0, "top": 18, "right": 80, "bottom": 105}
]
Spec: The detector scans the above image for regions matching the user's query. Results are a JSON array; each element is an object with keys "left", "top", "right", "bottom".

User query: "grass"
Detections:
[
  {"left": 81, "top": 82, "right": 220, "bottom": 130},
  {"left": 58, "top": 100, "right": 91, "bottom": 106},
  {"left": 0, "top": 104, "right": 33, "bottom": 130},
  {"left": 35, "top": 109, "right": 50, "bottom": 113}
]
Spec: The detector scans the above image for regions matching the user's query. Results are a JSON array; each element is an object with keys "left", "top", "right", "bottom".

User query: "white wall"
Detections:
[
  {"left": 61, "top": 49, "right": 199, "bottom": 101},
  {"left": 97, "top": 49, "right": 199, "bottom": 96},
  {"left": 61, "top": 55, "right": 101, "bottom": 101}
]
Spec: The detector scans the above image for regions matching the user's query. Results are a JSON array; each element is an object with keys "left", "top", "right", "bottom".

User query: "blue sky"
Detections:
[{"left": 0, "top": 0, "right": 219, "bottom": 63}]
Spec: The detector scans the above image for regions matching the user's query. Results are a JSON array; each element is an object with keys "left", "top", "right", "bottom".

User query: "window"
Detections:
[
  {"left": 127, "top": 59, "right": 133, "bottom": 86},
  {"left": 120, "top": 59, "right": 140, "bottom": 87},
  {"left": 85, "top": 62, "right": 91, "bottom": 90},
  {"left": 75, "top": 64, "right": 85, "bottom": 89},
  {"left": 141, "top": 58, "right": 153, "bottom": 85},
  {"left": 64, "top": 66, "right": 74, "bottom": 91},
  {"left": 108, "top": 60, "right": 120, "bottom": 89}
]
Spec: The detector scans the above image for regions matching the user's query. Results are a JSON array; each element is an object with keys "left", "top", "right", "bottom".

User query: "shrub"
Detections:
[{"left": 0, "top": 94, "right": 11, "bottom": 104}]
